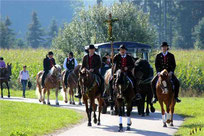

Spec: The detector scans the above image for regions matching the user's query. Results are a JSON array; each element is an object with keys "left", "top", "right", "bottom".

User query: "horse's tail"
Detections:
[
  {"left": 36, "top": 71, "right": 42, "bottom": 101},
  {"left": 104, "top": 68, "right": 112, "bottom": 85}
]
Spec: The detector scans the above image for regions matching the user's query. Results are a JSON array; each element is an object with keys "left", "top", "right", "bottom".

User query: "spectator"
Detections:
[{"left": 18, "top": 65, "right": 30, "bottom": 98}]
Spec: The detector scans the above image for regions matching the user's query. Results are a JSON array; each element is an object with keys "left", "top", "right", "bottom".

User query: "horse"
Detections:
[
  {"left": 114, "top": 69, "right": 135, "bottom": 132},
  {"left": 156, "top": 69, "right": 176, "bottom": 127},
  {"left": 36, "top": 65, "right": 62, "bottom": 105},
  {"left": 0, "top": 63, "right": 12, "bottom": 98},
  {"left": 62, "top": 65, "right": 82, "bottom": 105},
  {"left": 78, "top": 68, "right": 104, "bottom": 126},
  {"left": 133, "top": 58, "right": 155, "bottom": 116}
]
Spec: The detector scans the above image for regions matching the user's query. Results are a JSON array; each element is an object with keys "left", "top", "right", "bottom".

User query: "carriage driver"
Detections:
[
  {"left": 112, "top": 44, "right": 141, "bottom": 100},
  {"left": 63, "top": 52, "right": 78, "bottom": 88},
  {"left": 41, "top": 51, "right": 56, "bottom": 89},
  {"left": 75, "top": 44, "right": 105, "bottom": 98},
  {"left": 151, "top": 42, "right": 181, "bottom": 103}
]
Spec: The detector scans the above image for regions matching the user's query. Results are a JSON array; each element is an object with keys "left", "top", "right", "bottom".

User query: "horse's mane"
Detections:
[
  {"left": 50, "top": 64, "right": 61, "bottom": 75},
  {"left": 160, "top": 69, "right": 168, "bottom": 76}
]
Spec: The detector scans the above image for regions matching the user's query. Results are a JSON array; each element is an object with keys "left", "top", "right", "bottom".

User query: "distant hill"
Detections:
[{"left": 1, "top": 0, "right": 118, "bottom": 39}]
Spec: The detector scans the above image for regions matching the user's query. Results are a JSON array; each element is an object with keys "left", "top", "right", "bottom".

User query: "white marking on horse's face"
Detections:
[{"left": 162, "top": 81, "right": 167, "bottom": 87}]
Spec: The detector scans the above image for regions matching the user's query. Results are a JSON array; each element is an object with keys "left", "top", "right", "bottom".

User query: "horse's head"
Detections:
[
  {"left": 114, "top": 69, "right": 129, "bottom": 99},
  {"left": 159, "top": 69, "right": 170, "bottom": 94},
  {"left": 50, "top": 64, "right": 62, "bottom": 81},
  {"left": 79, "top": 68, "right": 90, "bottom": 94},
  {"left": 7, "top": 63, "right": 12, "bottom": 76},
  {"left": 133, "top": 59, "right": 144, "bottom": 85}
]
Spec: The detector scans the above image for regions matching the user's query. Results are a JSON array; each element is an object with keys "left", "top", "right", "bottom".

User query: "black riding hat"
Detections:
[
  {"left": 160, "top": 42, "right": 169, "bottom": 48},
  {"left": 118, "top": 44, "right": 128, "bottom": 51},
  {"left": 69, "top": 52, "right": 74, "bottom": 57},
  {"left": 48, "top": 51, "right": 54, "bottom": 55},
  {"left": 87, "top": 44, "right": 96, "bottom": 50}
]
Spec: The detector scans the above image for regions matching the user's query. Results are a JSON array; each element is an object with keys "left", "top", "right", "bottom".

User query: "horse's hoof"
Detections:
[
  {"left": 110, "top": 110, "right": 114, "bottom": 115},
  {"left": 43, "top": 101, "right": 46, "bottom": 104},
  {"left": 88, "top": 122, "right": 92, "bottom": 126},
  {"left": 8, "top": 95, "right": 10, "bottom": 98},
  {"left": 79, "top": 102, "right": 82, "bottom": 105},
  {"left": 1, "top": 96, "right": 3, "bottom": 98},
  {"left": 64, "top": 100, "right": 68, "bottom": 103},
  {"left": 118, "top": 124, "right": 123, "bottom": 132},
  {"left": 94, "top": 119, "right": 97, "bottom": 124},
  {"left": 163, "top": 123, "right": 167, "bottom": 127},
  {"left": 56, "top": 102, "right": 59, "bottom": 105},
  {"left": 151, "top": 107, "right": 155, "bottom": 113},
  {"left": 170, "top": 123, "right": 174, "bottom": 126},
  {"left": 126, "top": 126, "right": 131, "bottom": 131},
  {"left": 72, "top": 102, "right": 75, "bottom": 105},
  {"left": 141, "top": 114, "right": 145, "bottom": 117},
  {"left": 166, "top": 120, "right": 171, "bottom": 124},
  {"left": 97, "top": 122, "right": 101, "bottom": 125},
  {"left": 47, "top": 102, "right": 51, "bottom": 105}
]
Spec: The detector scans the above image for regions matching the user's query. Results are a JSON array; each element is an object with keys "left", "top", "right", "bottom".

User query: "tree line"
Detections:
[
  {"left": 0, "top": 11, "right": 58, "bottom": 49},
  {"left": 1, "top": 0, "right": 204, "bottom": 49}
]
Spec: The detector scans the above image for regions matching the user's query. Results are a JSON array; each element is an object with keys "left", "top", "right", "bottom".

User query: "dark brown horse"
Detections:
[
  {"left": 114, "top": 69, "right": 135, "bottom": 132},
  {"left": 79, "top": 68, "right": 103, "bottom": 126},
  {"left": 156, "top": 69, "right": 176, "bottom": 127},
  {"left": 133, "top": 59, "right": 155, "bottom": 116},
  {"left": 0, "top": 63, "right": 12, "bottom": 98},
  {"left": 36, "top": 65, "right": 62, "bottom": 105},
  {"left": 62, "top": 65, "right": 82, "bottom": 105}
]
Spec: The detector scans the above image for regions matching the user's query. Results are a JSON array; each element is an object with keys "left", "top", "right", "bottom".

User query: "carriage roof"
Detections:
[{"left": 85, "top": 41, "right": 151, "bottom": 50}]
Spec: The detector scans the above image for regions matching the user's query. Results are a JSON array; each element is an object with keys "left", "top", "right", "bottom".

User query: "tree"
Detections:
[
  {"left": 53, "top": 3, "right": 156, "bottom": 56},
  {"left": 193, "top": 17, "right": 204, "bottom": 49},
  {"left": 47, "top": 19, "right": 58, "bottom": 46},
  {"left": 26, "top": 11, "right": 44, "bottom": 48},
  {"left": 0, "top": 16, "right": 15, "bottom": 49}
]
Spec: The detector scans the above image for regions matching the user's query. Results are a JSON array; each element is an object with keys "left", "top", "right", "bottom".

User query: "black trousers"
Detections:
[
  {"left": 42, "top": 70, "right": 49, "bottom": 87},
  {"left": 151, "top": 74, "right": 180, "bottom": 98}
]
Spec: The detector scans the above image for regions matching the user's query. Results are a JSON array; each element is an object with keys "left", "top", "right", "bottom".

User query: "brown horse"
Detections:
[
  {"left": 36, "top": 65, "right": 62, "bottom": 105},
  {"left": 62, "top": 65, "right": 82, "bottom": 105},
  {"left": 114, "top": 69, "right": 135, "bottom": 132},
  {"left": 0, "top": 63, "right": 12, "bottom": 98},
  {"left": 79, "top": 68, "right": 103, "bottom": 126},
  {"left": 156, "top": 69, "right": 176, "bottom": 127}
]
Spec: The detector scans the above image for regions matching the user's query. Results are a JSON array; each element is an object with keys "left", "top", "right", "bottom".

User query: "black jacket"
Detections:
[
  {"left": 81, "top": 53, "right": 102, "bottom": 74},
  {"left": 113, "top": 53, "right": 134, "bottom": 73},
  {"left": 155, "top": 52, "right": 176, "bottom": 73},
  {"left": 43, "top": 57, "right": 56, "bottom": 71}
]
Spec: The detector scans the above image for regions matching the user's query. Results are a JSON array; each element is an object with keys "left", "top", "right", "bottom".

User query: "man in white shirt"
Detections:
[{"left": 63, "top": 52, "right": 78, "bottom": 88}]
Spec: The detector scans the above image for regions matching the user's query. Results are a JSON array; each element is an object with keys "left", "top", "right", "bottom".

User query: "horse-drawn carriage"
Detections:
[{"left": 85, "top": 41, "right": 155, "bottom": 116}]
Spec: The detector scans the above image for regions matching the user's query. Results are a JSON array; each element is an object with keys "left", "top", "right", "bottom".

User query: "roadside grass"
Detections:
[
  {"left": 153, "top": 97, "right": 204, "bottom": 136},
  {"left": 0, "top": 100, "right": 83, "bottom": 136}
]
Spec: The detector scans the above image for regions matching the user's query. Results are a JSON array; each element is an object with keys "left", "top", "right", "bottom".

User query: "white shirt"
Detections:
[
  {"left": 63, "top": 58, "right": 78, "bottom": 70},
  {"left": 19, "top": 70, "right": 29, "bottom": 80},
  {"left": 120, "top": 54, "right": 127, "bottom": 58},
  {"left": 162, "top": 51, "right": 168, "bottom": 56}
]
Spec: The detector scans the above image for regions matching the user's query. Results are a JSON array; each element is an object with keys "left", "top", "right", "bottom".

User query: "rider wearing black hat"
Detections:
[
  {"left": 41, "top": 51, "right": 56, "bottom": 88},
  {"left": 75, "top": 44, "right": 105, "bottom": 98},
  {"left": 110, "top": 44, "right": 141, "bottom": 100},
  {"left": 151, "top": 42, "right": 181, "bottom": 103}
]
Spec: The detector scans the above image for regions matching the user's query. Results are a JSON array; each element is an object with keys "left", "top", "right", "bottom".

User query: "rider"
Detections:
[
  {"left": 63, "top": 52, "right": 78, "bottom": 88},
  {"left": 151, "top": 42, "right": 181, "bottom": 103},
  {"left": 112, "top": 44, "right": 141, "bottom": 100},
  {"left": 0, "top": 57, "right": 6, "bottom": 68},
  {"left": 41, "top": 51, "right": 56, "bottom": 89},
  {"left": 75, "top": 44, "right": 104, "bottom": 98}
]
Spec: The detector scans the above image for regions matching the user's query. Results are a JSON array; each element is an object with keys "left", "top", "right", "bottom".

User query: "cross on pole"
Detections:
[{"left": 104, "top": 13, "right": 118, "bottom": 77}]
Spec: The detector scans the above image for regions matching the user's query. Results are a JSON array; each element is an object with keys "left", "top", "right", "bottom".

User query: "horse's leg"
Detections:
[
  {"left": 64, "top": 87, "right": 68, "bottom": 103},
  {"left": 6, "top": 82, "right": 10, "bottom": 98},
  {"left": 97, "top": 98, "right": 103, "bottom": 125},
  {"left": 126, "top": 101, "right": 133, "bottom": 131},
  {"left": 42, "top": 89, "right": 46, "bottom": 104},
  {"left": 47, "top": 89, "right": 50, "bottom": 105},
  {"left": 141, "top": 94, "right": 145, "bottom": 117},
  {"left": 166, "top": 103, "right": 171, "bottom": 124},
  {"left": 89, "top": 98, "right": 93, "bottom": 126},
  {"left": 170, "top": 104, "right": 175, "bottom": 126},
  {"left": 117, "top": 101, "right": 123, "bottom": 132},
  {"left": 92, "top": 99, "right": 97, "bottom": 124},
  {"left": 56, "top": 89, "right": 59, "bottom": 105},
  {"left": 146, "top": 102, "right": 150, "bottom": 116},
  {"left": 1, "top": 82, "right": 3, "bottom": 98},
  {"left": 159, "top": 100, "right": 167, "bottom": 127},
  {"left": 83, "top": 96, "right": 91, "bottom": 126},
  {"left": 71, "top": 88, "right": 75, "bottom": 105},
  {"left": 69, "top": 88, "right": 72, "bottom": 104}
]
